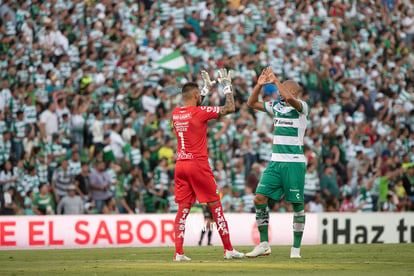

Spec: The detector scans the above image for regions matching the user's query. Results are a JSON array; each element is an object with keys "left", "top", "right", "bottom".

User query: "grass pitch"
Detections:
[{"left": 1, "top": 244, "right": 413, "bottom": 275}]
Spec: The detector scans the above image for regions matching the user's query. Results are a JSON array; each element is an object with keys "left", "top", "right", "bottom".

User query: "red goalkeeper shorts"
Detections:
[{"left": 174, "top": 160, "right": 220, "bottom": 204}]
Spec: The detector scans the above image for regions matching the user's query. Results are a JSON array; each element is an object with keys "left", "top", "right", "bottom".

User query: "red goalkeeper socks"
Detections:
[
  {"left": 174, "top": 203, "right": 191, "bottom": 255},
  {"left": 208, "top": 201, "right": 233, "bottom": 251}
]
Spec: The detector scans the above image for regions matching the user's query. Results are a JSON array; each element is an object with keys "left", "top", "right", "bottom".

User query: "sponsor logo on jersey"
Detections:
[
  {"left": 174, "top": 121, "right": 189, "bottom": 131},
  {"left": 173, "top": 113, "right": 192, "bottom": 120},
  {"left": 274, "top": 118, "right": 294, "bottom": 126},
  {"left": 177, "top": 151, "right": 194, "bottom": 160}
]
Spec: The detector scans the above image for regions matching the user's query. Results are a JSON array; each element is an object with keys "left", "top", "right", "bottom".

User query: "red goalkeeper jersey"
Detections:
[{"left": 172, "top": 105, "right": 219, "bottom": 161}]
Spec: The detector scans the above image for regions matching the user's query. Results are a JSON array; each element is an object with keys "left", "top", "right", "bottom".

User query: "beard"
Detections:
[{"left": 196, "top": 97, "right": 202, "bottom": 106}]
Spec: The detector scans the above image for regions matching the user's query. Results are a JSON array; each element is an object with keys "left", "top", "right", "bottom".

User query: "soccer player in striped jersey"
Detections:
[{"left": 246, "top": 67, "right": 308, "bottom": 259}]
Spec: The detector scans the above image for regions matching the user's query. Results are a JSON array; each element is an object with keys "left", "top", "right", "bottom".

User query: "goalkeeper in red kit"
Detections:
[{"left": 172, "top": 68, "right": 244, "bottom": 261}]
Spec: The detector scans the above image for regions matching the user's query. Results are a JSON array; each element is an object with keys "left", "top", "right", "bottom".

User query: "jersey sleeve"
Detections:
[
  {"left": 263, "top": 101, "right": 274, "bottom": 115},
  {"left": 196, "top": 106, "right": 219, "bottom": 122},
  {"left": 298, "top": 100, "right": 309, "bottom": 115}
]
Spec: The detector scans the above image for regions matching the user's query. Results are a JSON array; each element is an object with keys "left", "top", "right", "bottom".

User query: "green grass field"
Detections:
[{"left": 1, "top": 244, "right": 413, "bottom": 275}]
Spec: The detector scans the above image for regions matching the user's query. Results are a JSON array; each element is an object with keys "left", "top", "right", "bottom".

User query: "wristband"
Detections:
[
  {"left": 223, "top": 86, "right": 232, "bottom": 94},
  {"left": 201, "top": 87, "right": 209, "bottom": 96}
]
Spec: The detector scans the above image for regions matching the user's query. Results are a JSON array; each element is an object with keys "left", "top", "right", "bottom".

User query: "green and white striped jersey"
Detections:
[
  {"left": 341, "top": 184, "right": 353, "bottom": 196},
  {"left": 60, "top": 61, "right": 72, "bottom": 78},
  {"left": 35, "top": 87, "right": 48, "bottom": 103},
  {"left": 258, "top": 140, "right": 272, "bottom": 162},
  {"left": 9, "top": 97, "right": 21, "bottom": 115},
  {"left": 0, "top": 121, "right": 7, "bottom": 134},
  {"left": 232, "top": 170, "right": 245, "bottom": 192},
  {"left": 304, "top": 170, "right": 320, "bottom": 196},
  {"left": 243, "top": 17, "right": 255, "bottom": 35},
  {"left": 47, "top": 143, "right": 65, "bottom": 169},
  {"left": 18, "top": 174, "right": 40, "bottom": 197},
  {"left": 69, "top": 160, "right": 81, "bottom": 177},
  {"left": 11, "top": 120, "right": 26, "bottom": 142},
  {"left": 127, "top": 147, "right": 142, "bottom": 167},
  {"left": 106, "top": 168, "right": 117, "bottom": 196},
  {"left": 173, "top": 7, "right": 186, "bottom": 29},
  {"left": 167, "top": 194, "right": 179, "bottom": 213},
  {"left": 231, "top": 197, "right": 242, "bottom": 212},
  {"left": 357, "top": 186, "right": 373, "bottom": 212},
  {"left": 18, "top": 70, "right": 29, "bottom": 83},
  {"left": 0, "top": 136, "right": 11, "bottom": 166},
  {"left": 35, "top": 161, "right": 48, "bottom": 184},
  {"left": 122, "top": 174, "right": 133, "bottom": 190},
  {"left": 22, "top": 104, "right": 37, "bottom": 124},
  {"left": 154, "top": 166, "right": 169, "bottom": 191},
  {"left": 100, "top": 99, "right": 114, "bottom": 115},
  {"left": 270, "top": 56, "right": 284, "bottom": 76},
  {"left": 59, "top": 121, "right": 71, "bottom": 147},
  {"left": 263, "top": 100, "right": 309, "bottom": 163},
  {"left": 241, "top": 193, "right": 255, "bottom": 213},
  {"left": 159, "top": 1, "right": 172, "bottom": 22}
]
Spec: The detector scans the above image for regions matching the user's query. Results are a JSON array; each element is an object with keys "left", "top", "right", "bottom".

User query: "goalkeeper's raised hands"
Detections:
[
  {"left": 217, "top": 68, "right": 233, "bottom": 94},
  {"left": 200, "top": 70, "right": 216, "bottom": 97}
]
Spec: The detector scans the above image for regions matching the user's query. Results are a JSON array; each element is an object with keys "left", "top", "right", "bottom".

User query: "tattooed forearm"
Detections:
[{"left": 219, "top": 92, "right": 235, "bottom": 116}]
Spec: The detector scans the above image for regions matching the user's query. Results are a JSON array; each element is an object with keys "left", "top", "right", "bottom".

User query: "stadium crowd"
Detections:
[{"left": 0, "top": 0, "right": 414, "bottom": 216}]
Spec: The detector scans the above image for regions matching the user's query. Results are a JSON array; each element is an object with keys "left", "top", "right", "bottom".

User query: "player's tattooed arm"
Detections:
[{"left": 219, "top": 92, "right": 235, "bottom": 116}]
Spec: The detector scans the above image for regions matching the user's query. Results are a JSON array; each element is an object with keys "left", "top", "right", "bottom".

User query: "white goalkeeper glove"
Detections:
[
  {"left": 200, "top": 70, "right": 216, "bottom": 97},
  {"left": 217, "top": 68, "right": 233, "bottom": 94}
]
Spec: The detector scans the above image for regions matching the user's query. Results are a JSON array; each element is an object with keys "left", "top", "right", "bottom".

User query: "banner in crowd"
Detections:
[
  {"left": 1, "top": 213, "right": 413, "bottom": 250},
  {"left": 155, "top": 50, "right": 188, "bottom": 72}
]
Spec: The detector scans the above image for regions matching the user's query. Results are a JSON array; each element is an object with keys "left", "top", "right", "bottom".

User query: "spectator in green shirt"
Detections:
[
  {"left": 142, "top": 180, "right": 157, "bottom": 213},
  {"left": 320, "top": 165, "right": 340, "bottom": 201},
  {"left": 379, "top": 165, "right": 403, "bottom": 210},
  {"left": 33, "top": 183, "right": 53, "bottom": 215}
]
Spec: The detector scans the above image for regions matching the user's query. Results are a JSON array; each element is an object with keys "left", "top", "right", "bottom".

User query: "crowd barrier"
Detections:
[{"left": 1, "top": 213, "right": 413, "bottom": 249}]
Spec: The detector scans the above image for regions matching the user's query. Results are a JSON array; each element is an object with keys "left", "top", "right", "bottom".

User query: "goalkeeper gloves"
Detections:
[
  {"left": 217, "top": 68, "right": 233, "bottom": 94},
  {"left": 200, "top": 70, "right": 216, "bottom": 97}
]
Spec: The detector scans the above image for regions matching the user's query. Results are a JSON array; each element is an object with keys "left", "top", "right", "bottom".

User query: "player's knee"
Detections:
[
  {"left": 254, "top": 194, "right": 268, "bottom": 205},
  {"left": 206, "top": 200, "right": 219, "bottom": 206}
]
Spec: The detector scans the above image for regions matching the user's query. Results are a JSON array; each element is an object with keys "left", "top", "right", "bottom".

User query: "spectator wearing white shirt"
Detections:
[
  {"left": 54, "top": 29, "right": 69, "bottom": 56},
  {"left": 38, "top": 25, "right": 56, "bottom": 53},
  {"left": 38, "top": 102, "right": 58, "bottom": 144},
  {"left": 91, "top": 110, "right": 105, "bottom": 149},
  {"left": 142, "top": 86, "right": 161, "bottom": 114},
  {"left": 109, "top": 126, "right": 126, "bottom": 160},
  {"left": 402, "top": 10, "right": 414, "bottom": 45},
  {"left": 307, "top": 192, "right": 325, "bottom": 213},
  {"left": 1, "top": 186, "right": 17, "bottom": 215},
  {"left": 55, "top": 97, "right": 71, "bottom": 125},
  {"left": 122, "top": 118, "right": 136, "bottom": 144}
]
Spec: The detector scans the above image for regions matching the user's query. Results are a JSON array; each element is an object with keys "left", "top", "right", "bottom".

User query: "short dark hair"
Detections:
[{"left": 181, "top": 82, "right": 199, "bottom": 100}]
